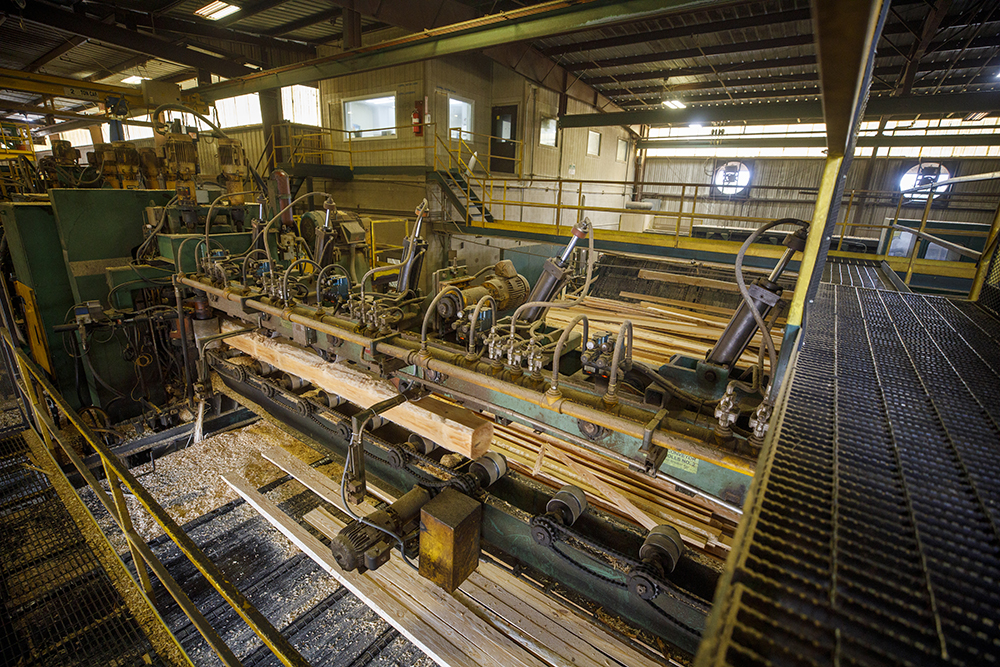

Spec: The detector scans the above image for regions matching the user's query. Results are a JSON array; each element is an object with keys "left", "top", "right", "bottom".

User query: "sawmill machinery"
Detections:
[{"left": 0, "top": 159, "right": 810, "bottom": 657}]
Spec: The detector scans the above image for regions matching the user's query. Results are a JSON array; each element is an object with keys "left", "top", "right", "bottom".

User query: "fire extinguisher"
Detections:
[{"left": 412, "top": 100, "right": 424, "bottom": 136}]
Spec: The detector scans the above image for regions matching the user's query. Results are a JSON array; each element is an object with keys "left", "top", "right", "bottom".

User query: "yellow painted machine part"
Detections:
[{"left": 14, "top": 281, "right": 53, "bottom": 375}]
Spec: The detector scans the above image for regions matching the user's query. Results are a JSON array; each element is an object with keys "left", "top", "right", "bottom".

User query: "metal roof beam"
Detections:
[
  {"left": 112, "top": 7, "right": 316, "bottom": 55},
  {"left": 196, "top": 0, "right": 729, "bottom": 104},
  {"left": 582, "top": 56, "right": 818, "bottom": 86},
  {"left": 6, "top": 1, "right": 255, "bottom": 79},
  {"left": 563, "top": 35, "right": 815, "bottom": 72},
  {"left": 599, "top": 58, "right": 1000, "bottom": 98},
  {"left": 637, "top": 133, "right": 1000, "bottom": 149},
  {"left": 560, "top": 91, "right": 1000, "bottom": 127},
  {"left": 0, "top": 66, "right": 147, "bottom": 108},
  {"left": 265, "top": 8, "right": 342, "bottom": 37},
  {"left": 541, "top": 7, "right": 812, "bottom": 57}
]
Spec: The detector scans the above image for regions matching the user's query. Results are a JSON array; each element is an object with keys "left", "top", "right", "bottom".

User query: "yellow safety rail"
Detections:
[{"left": 1, "top": 328, "right": 311, "bottom": 667}]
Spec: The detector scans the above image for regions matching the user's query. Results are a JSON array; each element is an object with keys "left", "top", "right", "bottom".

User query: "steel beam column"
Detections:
[{"left": 787, "top": 0, "right": 889, "bottom": 328}]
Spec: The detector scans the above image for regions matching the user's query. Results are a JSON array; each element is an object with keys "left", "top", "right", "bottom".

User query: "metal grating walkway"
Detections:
[
  {"left": 0, "top": 429, "right": 169, "bottom": 666},
  {"left": 697, "top": 285, "right": 1000, "bottom": 667},
  {"left": 820, "top": 258, "right": 898, "bottom": 290}
]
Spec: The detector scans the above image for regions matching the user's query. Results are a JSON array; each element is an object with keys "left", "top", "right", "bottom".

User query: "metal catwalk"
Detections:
[{"left": 698, "top": 285, "right": 1000, "bottom": 666}]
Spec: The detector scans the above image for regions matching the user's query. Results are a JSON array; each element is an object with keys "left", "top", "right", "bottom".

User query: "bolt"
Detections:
[{"left": 636, "top": 583, "right": 648, "bottom": 596}]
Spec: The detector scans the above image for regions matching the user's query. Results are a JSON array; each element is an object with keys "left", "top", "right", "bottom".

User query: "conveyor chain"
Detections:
[{"left": 697, "top": 285, "right": 1000, "bottom": 667}]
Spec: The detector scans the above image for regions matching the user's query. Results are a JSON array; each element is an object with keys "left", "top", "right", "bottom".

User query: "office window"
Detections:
[
  {"left": 587, "top": 130, "right": 601, "bottom": 156},
  {"left": 539, "top": 117, "right": 557, "bottom": 147},
  {"left": 449, "top": 96, "right": 473, "bottom": 139},
  {"left": 616, "top": 138, "right": 629, "bottom": 162},
  {"left": 282, "top": 85, "right": 320, "bottom": 126},
  {"left": 215, "top": 93, "right": 262, "bottom": 128},
  {"left": 344, "top": 94, "right": 396, "bottom": 139}
]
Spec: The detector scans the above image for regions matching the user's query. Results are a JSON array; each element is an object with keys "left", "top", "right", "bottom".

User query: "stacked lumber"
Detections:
[
  {"left": 490, "top": 422, "right": 738, "bottom": 559},
  {"left": 545, "top": 294, "right": 783, "bottom": 370},
  {"left": 225, "top": 445, "right": 670, "bottom": 667}
]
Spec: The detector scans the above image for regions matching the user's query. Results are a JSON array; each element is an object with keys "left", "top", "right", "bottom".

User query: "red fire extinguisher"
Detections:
[{"left": 412, "top": 100, "right": 424, "bottom": 136}]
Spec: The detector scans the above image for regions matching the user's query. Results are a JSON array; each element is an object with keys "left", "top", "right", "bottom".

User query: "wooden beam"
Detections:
[
  {"left": 221, "top": 321, "right": 492, "bottom": 458},
  {"left": 255, "top": 443, "right": 667, "bottom": 667},
  {"left": 220, "top": 472, "right": 481, "bottom": 667}
]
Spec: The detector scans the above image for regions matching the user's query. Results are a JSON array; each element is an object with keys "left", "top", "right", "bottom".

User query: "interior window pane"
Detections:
[
  {"left": 449, "top": 97, "right": 473, "bottom": 139},
  {"left": 587, "top": 130, "right": 601, "bottom": 156},
  {"left": 344, "top": 95, "right": 396, "bottom": 138},
  {"left": 539, "top": 117, "right": 557, "bottom": 147}
]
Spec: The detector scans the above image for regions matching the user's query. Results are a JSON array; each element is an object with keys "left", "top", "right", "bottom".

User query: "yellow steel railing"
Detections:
[{"left": 1, "top": 328, "right": 311, "bottom": 667}]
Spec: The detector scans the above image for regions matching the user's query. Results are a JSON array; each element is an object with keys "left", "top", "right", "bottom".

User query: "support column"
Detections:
[{"left": 344, "top": 8, "right": 362, "bottom": 50}]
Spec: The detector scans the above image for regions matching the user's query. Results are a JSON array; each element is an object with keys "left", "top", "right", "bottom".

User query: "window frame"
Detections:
[
  {"left": 342, "top": 92, "right": 398, "bottom": 141},
  {"left": 539, "top": 117, "right": 558, "bottom": 148},
  {"left": 616, "top": 138, "right": 629, "bottom": 163},
  {"left": 586, "top": 130, "right": 601, "bottom": 157},
  {"left": 447, "top": 94, "right": 475, "bottom": 140},
  {"left": 281, "top": 85, "right": 321, "bottom": 127}
]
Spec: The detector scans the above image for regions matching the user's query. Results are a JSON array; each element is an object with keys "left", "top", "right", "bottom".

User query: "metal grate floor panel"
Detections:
[
  {"left": 697, "top": 285, "right": 1000, "bottom": 667},
  {"left": 820, "top": 258, "right": 897, "bottom": 290},
  {"left": 0, "top": 430, "right": 168, "bottom": 666}
]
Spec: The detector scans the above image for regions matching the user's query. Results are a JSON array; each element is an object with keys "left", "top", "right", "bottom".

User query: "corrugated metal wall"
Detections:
[{"left": 642, "top": 156, "right": 1000, "bottom": 237}]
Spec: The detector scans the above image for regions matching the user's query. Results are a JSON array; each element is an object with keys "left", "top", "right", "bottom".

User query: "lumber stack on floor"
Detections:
[
  {"left": 225, "top": 445, "right": 670, "bottom": 667},
  {"left": 545, "top": 295, "right": 782, "bottom": 369},
  {"left": 489, "top": 422, "right": 738, "bottom": 559}
]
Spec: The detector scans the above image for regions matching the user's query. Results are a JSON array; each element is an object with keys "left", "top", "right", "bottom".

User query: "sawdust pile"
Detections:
[{"left": 82, "top": 419, "right": 291, "bottom": 543}]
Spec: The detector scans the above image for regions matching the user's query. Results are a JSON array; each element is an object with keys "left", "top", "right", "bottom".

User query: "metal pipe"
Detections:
[
  {"left": 549, "top": 315, "right": 588, "bottom": 396},
  {"left": 603, "top": 320, "right": 633, "bottom": 404},
  {"left": 467, "top": 294, "right": 497, "bottom": 357},
  {"left": 172, "top": 276, "right": 192, "bottom": 404}
]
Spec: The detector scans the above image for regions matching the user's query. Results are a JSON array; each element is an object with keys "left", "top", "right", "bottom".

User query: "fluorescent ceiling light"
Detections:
[
  {"left": 122, "top": 75, "right": 150, "bottom": 85},
  {"left": 194, "top": 1, "right": 240, "bottom": 20},
  {"left": 661, "top": 100, "right": 686, "bottom": 109},
  {"left": 963, "top": 111, "right": 989, "bottom": 122}
]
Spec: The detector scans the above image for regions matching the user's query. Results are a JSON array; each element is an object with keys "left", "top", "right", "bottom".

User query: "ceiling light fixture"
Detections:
[
  {"left": 963, "top": 111, "right": 989, "bottom": 122},
  {"left": 661, "top": 100, "right": 686, "bottom": 109},
  {"left": 194, "top": 1, "right": 240, "bottom": 20},
  {"left": 121, "top": 75, "right": 150, "bottom": 85}
]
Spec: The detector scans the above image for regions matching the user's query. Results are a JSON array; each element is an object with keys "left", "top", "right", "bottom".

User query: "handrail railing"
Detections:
[{"left": 0, "top": 328, "right": 312, "bottom": 667}]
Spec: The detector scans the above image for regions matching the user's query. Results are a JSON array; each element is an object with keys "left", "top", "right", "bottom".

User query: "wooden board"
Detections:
[
  {"left": 220, "top": 320, "right": 492, "bottom": 458},
  {"left": 221, "top": 472, "right": 480, "bottom": 667},
  {"left": 260, "top": 445, "right": 667, "bottom": 667}
]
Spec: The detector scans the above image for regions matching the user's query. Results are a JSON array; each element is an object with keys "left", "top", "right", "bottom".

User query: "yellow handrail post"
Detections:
[
  {"left": 103, "top": 458, "right": 156, "bottom": 600},
  {"left": 970, "top": 198, "right": 1000, "bottom": 301},
  {"left": 837, "top": 190, "right": 855, "bottom": 252},
  {"left": 904, "top": 189, "right": 935, "bottom": 285},
  {"left": 675, "top": 185, "right": 686, "bottom": 247},
  {"left": 690, "top": 185, "right": 699, "bottom": 236},
  {"left": 555, "top": 180, "right": 563, "bottom": 234}
]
